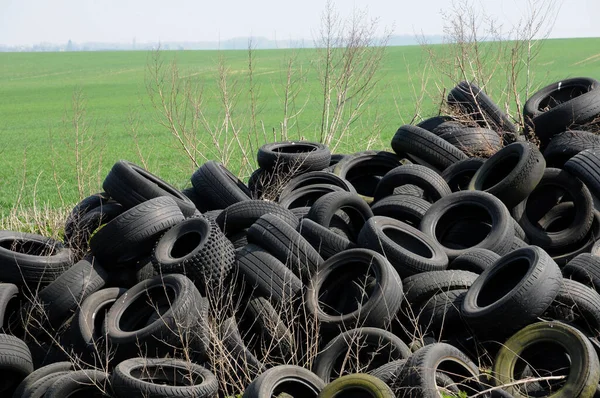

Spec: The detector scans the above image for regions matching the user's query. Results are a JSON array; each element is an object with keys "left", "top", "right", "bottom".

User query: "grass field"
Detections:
[{"left": 1, "top": 37, "right": 600, "bottom": 217}]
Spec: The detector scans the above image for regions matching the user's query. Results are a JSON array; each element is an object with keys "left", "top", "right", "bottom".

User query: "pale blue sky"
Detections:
[{"left": 1, "top": 0, "right": 599, "bottom": 46}]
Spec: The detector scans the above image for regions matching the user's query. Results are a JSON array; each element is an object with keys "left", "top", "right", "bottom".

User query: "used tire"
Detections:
[
  {"left": 493, "top": 321, "right": 600, "bottom": 398},
  {"left": 543, "top": 130, "right": 600, "bottom": 167},
  {"left": 307, "top": 191, "right": 373, "bottom": 242},
  {"left": 242, "top": 365, "right": 324, "bottom": 398},
  {"left": 305, "top": 249, "right": 403, "bottom": 331},
  {"left": 318, "top": 373, "right": 395, "bottom": 398},
  {"left": 44, "top": 369, "right": 110, "bottom": 398},
  {"left": 247, "top": 214, "right": 323, "bottom": 282},
  {"left": 438, "top": 126, "right": 502, "bottom": 157},
  {"left": 191, "top": 160, "right": 252, "bottom": 210},
  {"left": 373, "top": 164, "right": 452, "bottom": 203},
  {"left": 523, "top": 77, "right": 600, "bottom": 147},
  {"left": 12, "top": 361, "right": 74, "bottom": 398},
  {"left": 358, "top": 216, "right": 448, "bottom": 278},
  {"left": 89, "top": 196, "right": 184, "bottom": 264},
  {"left": 565, "top": 148, "right": 600, "bottom": 201},
  {"left": 314, "top": 327, "right": 411, "bottom": 383},
  {"left": 390, "top": 125, "right": 467, "bottom": 171},
  {"left": 151, "top": 216, "right": 236, "bottom": 293},
  {"left": 235, "top": 244, "right": 302, "bottom": 304},
  {"left": 370, "top": 194, "right": 430, "bottom": 227},
  {"left": 449, "top": 248, "right": 500, "bottom": 274},
  {"left": 448, "top": 81, "right": 518, "bottom": 133},
  {"left": 461, "top": 246, "right": 562, "bottom": 339},
  {"left": 419, "top": 191, "right": 514, "bottom": 260},
  {"left": 468, "top": 141, "right": 546, "bottom": 209},
  {"left": 0, "top": 232, "right": 72, "bottom": 287},
  {"left": 440, "top": 157, "right": 485, "bottom": 192},
  {"left": 112, "top": 357, "right": 218, "bottom": 398},
  {"left": 399, "top": 342, "right": 484, "bottom": 398},
  {"left": 297, "top": 218, "right": 355, "bottom": 260},
  {"left": 257, "top": 141, "right": 331, "bottom": 172},
  {"left": 216, "top": 200, "right": 298, "bottom": 235},
  {"left": 103, "top": 160, "right": 196, "bottom": 217},
  {"left": 106, "top": 274, "right": 208, "bottom": 359},
  {"left": 0, "top": 334, "right": 33, "bottom": 396},
  {"left": 512, "top": 168, "right": 594, "bottom": 251}
]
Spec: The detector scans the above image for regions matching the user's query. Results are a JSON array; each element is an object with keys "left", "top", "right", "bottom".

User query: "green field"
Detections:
[{"left": 1, "top": 37, "right": 600, "bottom": 215}]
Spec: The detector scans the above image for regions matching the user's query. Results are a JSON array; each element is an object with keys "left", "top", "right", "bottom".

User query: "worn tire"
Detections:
[
  {"left": 191, "top": 160, "right": 252, "bottom": 210},
  {"left": 469, "top": 141, "right": 546, "bottom": 209},
  {"left": 0, "top": 334, "right": 33, "bottom": 396},
  {"left": 449, "top": 248, "right": 500, "bottom": 274},
  {"left": 543, "top": 130, "right": 600, "bottom": 167},
  {"left": 373, "top": 164, "right": 452, "bottom": 203},
  {"left": 305, "top": 248, "right": 403, "bottom": 331},
  {"left": 44, "top": 369, "right": 109, "bottom": 398},
  {"left": 112, "top": 357, "right": 218, "bottom": 398},
  {"left": 461, "top": 246, "right": 562, "bottom": 339},
  {"left": 419, "top": 191, "right": 514, "bottom": 260},
  {"left": 493, "top": 321, "right": 600, "bottom": 398},
  {"left": 242, "top": 365, "right": 324, "bottom": 398},
  {"left": 358, "top": 216, "right": 448, "bottom": 278},
  {"left": 257, "top": 141, "right": 331, "bottom": 172},
  {"left": 297, "top": 218, "right": 355, "bottom": 260},
  {"left": 318, "top": 373, "right": 395, "bottom": 398},
  {"left": 103, "top": 160, "right": 196, "bottom": 217},
  {"left": 391, "top": 125, "right": 467, "bottom": 171},
  {"left": 90, "top": 196, "right": 184, "bottom": 264},
  {"left": 370, "top": 194, "right": 430, "bottom": 227},
  {"left": 440, "top": 157, "right": 485, "bottom": 192}
]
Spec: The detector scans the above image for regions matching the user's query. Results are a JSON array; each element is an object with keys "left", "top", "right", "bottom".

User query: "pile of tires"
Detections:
[{"left": 0, "top": 78, "right": 600, "bottom": 397}]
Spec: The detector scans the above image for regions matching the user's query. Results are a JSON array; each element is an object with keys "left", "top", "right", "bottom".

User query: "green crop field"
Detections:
[{"left": 1, "top": 37, "right": 600, "bottom": 217}]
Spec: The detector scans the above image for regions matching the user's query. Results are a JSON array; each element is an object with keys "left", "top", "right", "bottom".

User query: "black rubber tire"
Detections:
[
  {"left": 0, "top": 334, "right": 33, "bottom": 396},
  {"left": 461, "top": 246, "right": 562, "bottom": 339},
  {"left": 103, "top": 160, "right": 196, "bottom": 217},
  {"left": 106, "top": 274, "right": 207, "bottom": 359},
  {"left": 543, "top": 130, "right": 600, "bottom": 167},
  {"left": 298, "top": 218, "right": 356, "bottom": 260},
  {"left": 565, "top": 149, "right": 600, "bottom": 200},
  {"left": 391, "top": 125, "right": 468, "bottom": 171},
  {"left": 64, "top": 193, "right": 124, "bottom": 252},
  {"left": 449, "top": 248, "right": 500, "bottom": 274},
  {"left": 241, "top": 365, "right": 324, "bottom": 398},
  {"left": 191, "top": 160, "right": 252, "bottom": 210},
  {"left": 314, "top": 327, "right": 411, "bottom": 382},
  {"left": 0, "top": 232, "right": 72, "bottom": 287},
  {"left": 37, "top": 256, "right": 108, "bottom": 330},
  {"left": 44, "top": 369, "right": 110, "bottom": 398},
  {"left": 235, "top": 244, "right": 302, "bottom": 304},
  {"left": 181, "top": 186, "right": 208, "bottom": 212},
  {"left": 440, "top": 157, "right": 485, "bottom": 192},
  {"left": 373, "top": 164, "right": 452, "bottom": 203},
  {"left": 112, "top": 357, "right": 218, "bottom": 398},
  {"left": 89, "top": 196, "right": 184, "bottom": 264},
  {"left": 333, "top": 151, "right": 409, "bottom": 202},
  {"left": 493, "top": 321, "right": 600, "bottom": 398},
  {"left": 151, "top": 216, "right": 236, "bottom": 292},
  {"left": 448, "top": 81, "right": 518, "bottom": 133},
  {"left": 237, "top": 297, "right": 294, "bottom": 361},
  {"left": 305, "top": 248, "right": 403, "bottom": 331},
  {"left": 278, "top": 171, "right": 355, "bottom": 200},
  {"left": 13, "top": 362, "right": 74, "bottom": 398},
  {"left": 18, "top": 371, "right": 73, "bottom": 398},
  {"left": 358, "top": 216, "right": 449, "bottom": 278},
  {"left": 512, "top": 168, "right": 594, "bottom": 251},
  {"left": 403, "top": 270, "right": 478, "bottom": 308},
  {"left": 563, "top": 252, "right": 600, "bottom": 288},
  {"left": 369, "top": 359, "right": 407, "bottom": 386},
  {"left": 70, "top": 287, "right": 127, "bottom": 355},
  {"left": 247, "top": 214, "right": 323, "bottom": 282},
  {"left": 216, "top": 200, "right": 298, "bottom": 235},
  {"left": 399, "top": 342, "right": 484, "bottom": 398},
  {"left": 220, "top": 316, "right": 265, "bottom": 378},
  {"left": 416, "top": 115, "right": 454, "bottom": 132},
  {"left": 418, "top": 289, "right": 468, "bottom": 338},
  {"left": 419, "top": 191, "right": 515, "bottom": 260},
  {"left": 278, "top": 184, "right": 346, "bottom": 209},
  {"left": 438, "top": 127, "right": 503, "bottom": 157},
  {"left": 307, "top": 191, "right": 373, "bottom": 242},
  {"left": 0, "top": 283, "right": 19, "bottom": 330},
  {"left": 257, "top": 141, "right": 331, "bottom": 172},
  {"left": 370, "top": 194, "right": 431, "bottom": 227},
  {"left": 544, "top": 278, "right": 600, "bottom": 337},
  {"left": 318, "top": 373, "right": 395, "bottom": 397},
  {"left": 523, "top": 77, "right": 600, "bottom": 147},
  {"left": 469, "top": 141, "right": 546, "bottom": 209}
]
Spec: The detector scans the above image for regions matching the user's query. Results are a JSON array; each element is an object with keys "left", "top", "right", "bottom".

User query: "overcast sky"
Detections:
[{"left": 1, "top": 0, "right": 599, "bottom": 46}]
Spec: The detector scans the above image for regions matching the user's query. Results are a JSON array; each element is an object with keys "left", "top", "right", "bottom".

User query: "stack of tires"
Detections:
[{"left": 0, "top": 77, "right": 600, "bottom": 397}]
